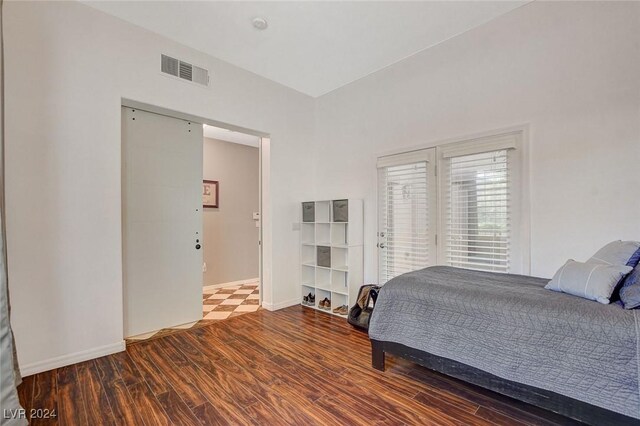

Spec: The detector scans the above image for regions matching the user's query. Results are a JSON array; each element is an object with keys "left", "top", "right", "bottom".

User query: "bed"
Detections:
[{"left": 368, "top": 266, "right": 640, "bottom": 425}]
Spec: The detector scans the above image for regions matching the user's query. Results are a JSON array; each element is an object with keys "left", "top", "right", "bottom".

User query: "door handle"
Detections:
[
  {"left": 195, "top": 244, "right": 201, "bottom": 250},
  {"left": 378, "top": 243, "right": 386, "bottom": 249}
]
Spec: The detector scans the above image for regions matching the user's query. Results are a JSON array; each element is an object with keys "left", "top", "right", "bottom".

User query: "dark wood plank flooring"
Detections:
[{"left": 17, "top": 305, "right": 581, "bottom": 425}]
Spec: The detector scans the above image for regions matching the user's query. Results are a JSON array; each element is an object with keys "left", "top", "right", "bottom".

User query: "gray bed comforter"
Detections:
[{"left": 369, "top": 266, "right": 640, "bottom": 419}]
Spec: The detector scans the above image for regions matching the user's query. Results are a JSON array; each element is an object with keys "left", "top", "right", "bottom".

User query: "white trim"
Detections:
[
  {"left": 262, "top": 297, "right": 300, "bottom": 312},
  {"left": 377, "top": 149, "right": 432, "bottom": 168},
  {"left": 439, "top": 133, "right": 518, "bottom": 159},
  {"left": 203, "top": 278, "right": 260, "bottom": 292},
  {"left": 258, "top": 137, "right": 263, "bottom": 307},
  {"left": 376, "top": 124, "right": 529, "bottom": 159},
  {"left": 121, "top": 98, "right": 269, "bottom": 137},
  {"left": 260, "top": 137, "right": 271, "bottom": 308},
  {"left": 20, "top": 341, "right": 125, "bottom": 377}
]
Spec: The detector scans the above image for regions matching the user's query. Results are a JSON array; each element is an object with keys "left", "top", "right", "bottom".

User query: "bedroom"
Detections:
[{"left": 0, "top": 1, "right": 638, "bottom": 425}]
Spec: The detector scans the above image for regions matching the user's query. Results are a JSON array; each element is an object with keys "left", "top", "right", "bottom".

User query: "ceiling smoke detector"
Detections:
[{"left": 252, "top": 17, "right": 268, "bottom": 30}]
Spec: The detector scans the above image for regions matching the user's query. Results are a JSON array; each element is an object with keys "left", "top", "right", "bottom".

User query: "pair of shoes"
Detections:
[
  {"left": 302, "top": 293, "right": 316, "bottom": 306},
  {"left": 332, "top": 305, "right": 348, "bottom": 315},
  {"left": 318, "top": 297, "right": 331, "bottom": 310}
]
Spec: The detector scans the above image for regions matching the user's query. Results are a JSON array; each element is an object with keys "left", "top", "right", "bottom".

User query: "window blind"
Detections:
[
  {"left": 377, "top": 151, "right": 434, "bottom": 283},
  {"left": 442, "top": 149, "right": 512, "bottom": 272}
]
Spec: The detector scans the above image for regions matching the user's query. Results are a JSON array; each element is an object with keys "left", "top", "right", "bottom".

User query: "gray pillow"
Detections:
[
  {"left": 588, "top": 240, "right": 640, "bottom": 266},
  {"left": 545, "top": 260, "right": 632, "bottom": 304},
  {"left": 619, "top": 266, "right": 640, "bottom": 309}
]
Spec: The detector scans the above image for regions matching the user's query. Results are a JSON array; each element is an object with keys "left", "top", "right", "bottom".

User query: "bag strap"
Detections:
[{"left": 370, "top": 288, "right": 379, "bottom": 305}]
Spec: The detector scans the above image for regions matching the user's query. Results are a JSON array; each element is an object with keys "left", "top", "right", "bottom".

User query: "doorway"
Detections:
[
  {"left": 121, "top": 102, "right": 267, "bottom": 340},
  {"left": 200, "top": 125, "right": 261, "bottom": 321}
]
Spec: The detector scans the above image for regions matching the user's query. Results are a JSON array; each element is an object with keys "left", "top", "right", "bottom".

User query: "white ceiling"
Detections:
[
  {"left": 203, "top": 124, "right": 260, "bottom": 148},
  {"left": 84, "top": 1, "right": 528, "bottom": 97}
]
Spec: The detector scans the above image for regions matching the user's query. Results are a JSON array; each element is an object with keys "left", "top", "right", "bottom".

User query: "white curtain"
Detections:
[{"left": 0, "top": 1, "right": 27, "bottom": 424}]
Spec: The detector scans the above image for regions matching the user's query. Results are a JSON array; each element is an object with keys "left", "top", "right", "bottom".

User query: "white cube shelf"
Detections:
[{"left": 299, "top": 199, "right": 363, "bottom": 317}]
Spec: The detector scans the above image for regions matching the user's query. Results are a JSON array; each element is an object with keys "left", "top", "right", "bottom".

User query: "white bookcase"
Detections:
[{"left": 300, "top": 199, "right": 363, "bottom": 317}]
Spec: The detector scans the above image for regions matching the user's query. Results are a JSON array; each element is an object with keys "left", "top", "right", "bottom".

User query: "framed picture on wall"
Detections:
[{"left": 203, "top": 180, "right": 219, "bottom": 208}]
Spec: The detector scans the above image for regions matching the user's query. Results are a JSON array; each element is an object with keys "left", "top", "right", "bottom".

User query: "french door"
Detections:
[
  {"left": 377, "top": 148, "right": 437, "bottom": 284},
  {"left": 377, "top": 131, "right": 524, "bottom": 284}
]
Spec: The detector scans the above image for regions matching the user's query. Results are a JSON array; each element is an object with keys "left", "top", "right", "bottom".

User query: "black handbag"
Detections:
[{"left": 348, "top": 284, "right": 381, "bottom": 331}]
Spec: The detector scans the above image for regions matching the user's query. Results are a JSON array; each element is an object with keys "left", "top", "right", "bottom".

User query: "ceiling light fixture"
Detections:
[{"left": 252, "top": 17, "right": 268, "bottom": 30}]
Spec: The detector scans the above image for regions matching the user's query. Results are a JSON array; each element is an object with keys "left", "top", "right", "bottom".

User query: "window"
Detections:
[
  {"left": 442, "top": 149, "right": 511, "bottom": 272},
  {"left": 377, "top": 131, "right": 527, "bottom": 283}
]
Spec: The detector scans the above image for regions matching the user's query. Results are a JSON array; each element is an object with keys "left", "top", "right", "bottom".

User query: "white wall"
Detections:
[
  {"left": 4, "top": 1, "right": 313, "bottom": 374},
  {"left": 4, "top": 0, "right": 640, "bottom": 375},
  {"left": 314, "top": 1, "right": 640, "bottom": 281},
  {"left": 202, "top": 138, "right": 259, "bottom": 286}
]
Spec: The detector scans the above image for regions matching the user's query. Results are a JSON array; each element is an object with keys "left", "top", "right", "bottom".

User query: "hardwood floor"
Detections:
[{"left": 17, "top": 305, "right": 581, "bottom": 425}]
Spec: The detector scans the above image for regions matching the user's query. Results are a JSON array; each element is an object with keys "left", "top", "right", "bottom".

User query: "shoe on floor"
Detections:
[{"left": 333, "top": 305, "right": 348, "bottom": 315}]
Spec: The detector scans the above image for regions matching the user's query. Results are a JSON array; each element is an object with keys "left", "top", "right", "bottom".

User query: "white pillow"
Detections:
[{"left": 545, "top": 260, "right": 632, "bottom": 304}]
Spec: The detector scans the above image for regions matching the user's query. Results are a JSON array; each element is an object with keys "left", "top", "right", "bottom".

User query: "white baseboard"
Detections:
[
  {"left": 262, "top": 297, "right": 300, "bottom": 311},
  {"left": 203, "top": 277, "right": 259, "bottom": 292},
  {"left": 20, "top": 341, "right": 126, "bottom": 377}
]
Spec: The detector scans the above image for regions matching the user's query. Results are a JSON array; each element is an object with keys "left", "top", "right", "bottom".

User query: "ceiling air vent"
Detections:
[{"left": 161, "top": 54, "right": 209, "bottom": 87}]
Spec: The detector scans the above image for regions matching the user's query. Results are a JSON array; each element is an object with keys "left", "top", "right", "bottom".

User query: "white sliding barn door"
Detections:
[
  {"left": 377, "top": 148, "right": 437, "bottom": 284},
  {"left": 122, "top": 107, "right": 203, "bottom": 337}
]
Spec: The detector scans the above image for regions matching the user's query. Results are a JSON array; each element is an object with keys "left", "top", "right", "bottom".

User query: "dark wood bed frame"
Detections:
[{"left": 371, "top": 339, "right": 638, "bottom": 425}]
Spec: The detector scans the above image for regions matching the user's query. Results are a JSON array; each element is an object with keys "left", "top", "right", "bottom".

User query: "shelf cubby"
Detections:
[
  {"left": 332, "top": 199, "right": 349, "bottom": 223},
  {"left": 331, "top": 270, "right": 348, "bottom": 294},
  {"left": 315, "top": 201, "right": 331, "bottom": 223},
  {"left": 314, "top": 288, "right": 331, "bottom": 311},
  {"left": 331, "top": 223, "right": 348, "bottom": 247},
  {"left": 302, "top": 265, "right": 315, "bottom": 286},
  {"left": 316, "top": 268, "right": 331, "bottom": 291},
  {"left": 301, "top": 285, "right": 315, "bottom": 303},
  {"left": 331, "top": 247, "right": 348, "bottom": 271},
  {"left": 301, "top": 223, "right": 315, "bottom": 244},
  {"left": 315, "top": 223, "right": 330, "bottom": 245},
  {"left": 301, "top": 245, "right": 316, "bottom": 265},
  {"left": 331, "top": 293, "right": 349, "bottom": 316},
  {"left": 302, "top": 202, "right": 315, "bottom": 223}
]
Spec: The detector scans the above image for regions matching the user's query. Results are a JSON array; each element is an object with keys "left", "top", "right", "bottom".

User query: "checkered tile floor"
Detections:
[
  {"left": 202, "top": 283, "right": 260, "bottom": 320},
  {"left": 127, "top": 282, "right": 260, "bottom": 342}
]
